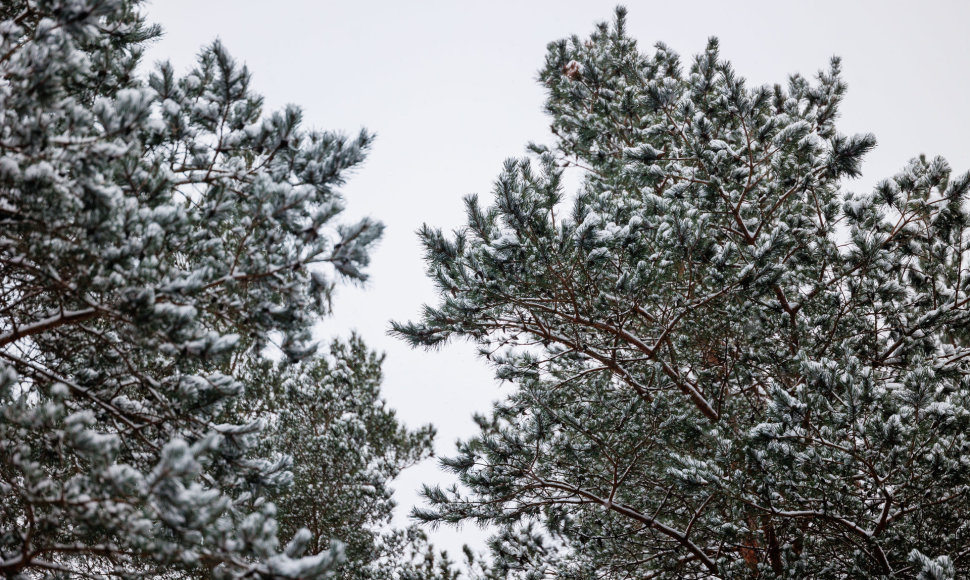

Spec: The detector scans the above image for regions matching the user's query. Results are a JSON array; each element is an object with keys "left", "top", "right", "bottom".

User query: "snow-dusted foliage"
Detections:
[
  {"left": 0, "top": 1, "right": 383, "bottom": 577},
  {"left": 232, "top": 337, "right": 435, "bottom": 579},
  {"left": 396, "top": 9, "right": 970, "bottom": 578}
]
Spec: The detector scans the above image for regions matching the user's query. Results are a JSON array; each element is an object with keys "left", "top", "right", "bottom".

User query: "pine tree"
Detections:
[
  {"left": 232, "top": 338, "right": 436, "bottom": 579},
  {"left": 396, "top": 8, "right": 970, "bottom": 578},
  {"left": 0, "top": 1, "right": 391, "bottom": 576}
]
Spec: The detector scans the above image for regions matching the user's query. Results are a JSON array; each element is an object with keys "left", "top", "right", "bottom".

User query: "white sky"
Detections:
[{"left": 144, "top": 0, "right": 970, "bottom": 560}]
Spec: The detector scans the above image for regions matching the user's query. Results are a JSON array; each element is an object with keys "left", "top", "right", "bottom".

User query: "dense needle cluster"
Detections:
[{"left": 397, "top": 9, "right": 970, "bottom": 579}]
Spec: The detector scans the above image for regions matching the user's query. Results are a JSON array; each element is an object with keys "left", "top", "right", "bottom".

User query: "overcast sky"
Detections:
[{"left": 144, "top": 0, "right": 970, "bottom": 558}]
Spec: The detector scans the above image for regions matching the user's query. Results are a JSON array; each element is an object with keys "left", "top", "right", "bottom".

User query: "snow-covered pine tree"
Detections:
[
  {"left": 231, "top": 337, "right": 436, "bottom": 579},
  {"left": 396, "top": 8, "right": 970, "bottom": 578},
  {"left": 0, "top": 1, "right": 391, "bottom": 577}
]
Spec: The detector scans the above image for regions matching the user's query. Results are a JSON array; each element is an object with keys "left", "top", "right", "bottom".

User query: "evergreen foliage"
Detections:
[
  {"left": 0, "top": 1, "right": 429, "bottom": 577},
  {"left": 397, "top": 8, "right": 970, "bottom": 578},
  {"left": 233, "top": 338, "right": 435, "bottom": 579}
]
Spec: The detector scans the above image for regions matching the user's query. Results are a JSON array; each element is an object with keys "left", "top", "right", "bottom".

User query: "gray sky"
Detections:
[{"left": 144, "top": 0, "right": 970, "bottom": 559}]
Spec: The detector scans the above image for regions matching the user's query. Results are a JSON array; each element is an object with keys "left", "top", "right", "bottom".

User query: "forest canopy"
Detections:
[{"left": 2, "top": 2, "right": 968, "bottom": 579}]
